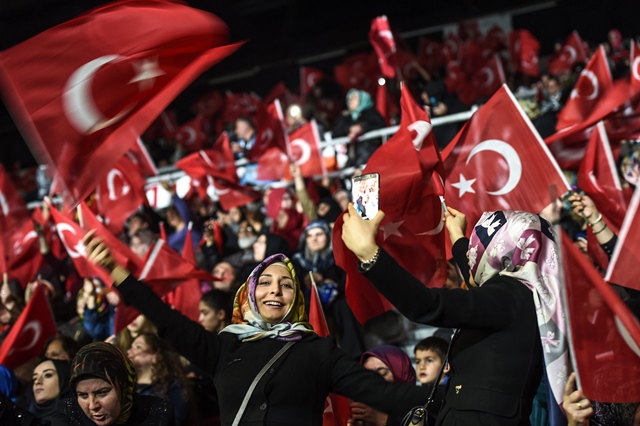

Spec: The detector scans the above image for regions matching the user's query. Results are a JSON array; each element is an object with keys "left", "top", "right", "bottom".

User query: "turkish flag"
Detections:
[
  {"left": 547, "top": 31, "right": 588, "bottom": 74},
  {"left": 631, "top": 42, "right": 640, "bottom": 90},
  {"left": 208, "top": 177, "right": 262, "bottom": 212},
  {"left": 191, "top": 90, "right": 223, "bottom": 117},
  {"left": 287, "top": 121, "right": 326, "bottom": 178},
  {"left": 483, "top": 25, "right": 508, "bottom": 53},
  {"left": 605, "top": 188, "right": 640, "bottom": 292},
  {"left": 0, "top": 282, "right": 57, "bottom": 369},
  {"left": 556, "top": 46, "right": 613, "bottom": 131},
  {"left": 0, "top": 0, "right": 241, "bottom": 210},
  {"left": 369, "top": 16, "right": 398, "bottom": 79},
  {"left": 174, "top": 114, "right": 211, "bottom": 152},
  {"left": 376, "top": 81, "right": 390, "bottom": 125},
  {"left": 417, "top": 37, "right": 446, "bottom": 74},
  {"left": 221, "top": 91, "right": 262, "bottom": 123},
  {"left": 5, "top": 219, "right": 43, "bottom": 288},
  {"left": 443, "top": 85, "right": 571, "bottom": 234},
  {"left": 256, "top": 148, "right": 290, "bottom": 182},
  {"left": 248, "top": 99, "right": 290, "bottom": 162},
  {"left": 94, "top": 155, "right": 148, "bottom": 234},
  {"left": 457, "top": 19, "right": 481, "bottom": 42},
  {"left": 469, "top": 54, "right": 505, "bottom": 99},
  {"left": 0, "top": 165, "right": 30, "bottom": 232},
  {"left": 126, "top": 138, "right": 157, "bottom": 176},
  {"left": 444, "top": 60, "right": 465, "bottom": 95},
  {"left": 300, "top": 67, "right": 325, "bottom": 96},
  {"left": 77, "top": 202, "right": 143, "bottom": 276},
  {"left": 577, "top": 121, "right": 627, "bottom": 230},
  {"left": 560, "top": 232, "right": 640, "bottom": 402},
  {"left": 264, "top": 82, "right": 295, "bottom": 108},
  {"left": 509, "top": 30, "right": 540, "bottom": 77},
  {"left": 114, "top": 238, "right": 215, "bottom": 333},
  {"left": 165, "top": 223, "right": 202, "bottom": 322},
  {"left": 334, "top": 53, "right": 377, "bottom": 94},
  {"left": 48, "top": 201, "right": 113, "bottom": 284},
  {"left": 334, "top": 83, "right": 446, "bottom": 324},
  {"left": 443, "top": 32, "right": 463, "bottom": 61},
  {"left": 176, "top": 133, "right": 238, "bottom": 184}
]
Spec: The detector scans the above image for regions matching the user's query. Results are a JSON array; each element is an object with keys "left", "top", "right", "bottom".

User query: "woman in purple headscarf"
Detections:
[{"left": 349, "top": 345, "right": 417, "bottom": 425}]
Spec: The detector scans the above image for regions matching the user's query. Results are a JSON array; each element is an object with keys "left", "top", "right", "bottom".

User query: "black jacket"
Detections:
[
  {"left": 362, "top": 240, "right": 543, "bottom": 426},
  {"left": 115, "top": 275, "right": 430, "bottom": 426}
]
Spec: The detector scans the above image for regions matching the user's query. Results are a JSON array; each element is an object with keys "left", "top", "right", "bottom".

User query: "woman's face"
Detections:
[
  {"left": 32, "top": 360, "right": 60, "bottom": 404},
  {"left": 252, "top": 234, "right": 267, "bottom": 262},
  {"left": 45, "top": 339, "right": 71, "bottom": 361},
  {"left": 199, "top": 301, "right": 224, "bottom": 332},
  {"left": 305, "top": 228, "right": 328, "bottom": 253},
  {"left": 126, "top": 315, "right": 145, "bottom": 336},
  {"left": 255, "top": 264, "right": 295, "bottom": 324},
  {"left": 76, "top": 378, "right": 121, "bottom": 426},
  {"left": 229, "top": 207, "right": 242, "bottom": 224},
  {"left": 127, "top": 336, "right": 155, "bottom": 370},
  {"left": 348, "top": 92, "right": 360, "bottom": 111},
  {"left": 363, "top": 356, "right": 394, "bottom": 383}
]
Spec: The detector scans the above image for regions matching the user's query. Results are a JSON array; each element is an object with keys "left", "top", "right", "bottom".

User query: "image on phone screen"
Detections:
[{"left": 352, "top": 173, "right": 380, "bottom": 220}]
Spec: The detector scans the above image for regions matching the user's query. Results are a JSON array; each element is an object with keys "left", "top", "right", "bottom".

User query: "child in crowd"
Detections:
[{"left": 414, "top": 336, "right": 450, "bottom": 387}]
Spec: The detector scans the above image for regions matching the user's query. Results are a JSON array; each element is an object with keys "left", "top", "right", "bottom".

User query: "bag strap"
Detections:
[
  {"left": 231, "top": 341, "right": 296, "bottom": 426},
  {"left": 424, "top": 329, "right": 458, "bottom": 409}
]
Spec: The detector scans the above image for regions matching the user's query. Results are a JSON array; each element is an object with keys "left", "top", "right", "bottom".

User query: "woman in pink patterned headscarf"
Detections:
[{"left": 342, "top": 204, "right": 570, "bottom": 425}]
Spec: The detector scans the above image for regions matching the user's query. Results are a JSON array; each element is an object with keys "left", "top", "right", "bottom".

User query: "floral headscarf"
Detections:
[
  {"left": 221, "top": 253, "right": 314, "bottom": 342},
  {"left": 70, "top": 342, "right": 136, "bottom": 424},
  {"left": 361, "top": 345, "right": 416, "bottom": 384},
  {"left": 467, "top": 210, "right": 569, "bottom": 409}
]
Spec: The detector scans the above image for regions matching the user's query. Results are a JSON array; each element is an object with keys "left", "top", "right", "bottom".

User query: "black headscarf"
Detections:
[
  {"left": 29, "top": 358, "right": 72, "bottom": 422},
  {"left": 71, "top": 342, "right": 137, "bottom": 424}
]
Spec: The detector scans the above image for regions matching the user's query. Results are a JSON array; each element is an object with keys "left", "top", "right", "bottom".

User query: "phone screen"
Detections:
[{"left": 352, "top": 173, "right": 380, "bottom": 220}]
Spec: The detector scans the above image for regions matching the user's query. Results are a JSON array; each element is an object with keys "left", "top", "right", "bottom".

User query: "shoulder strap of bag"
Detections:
[
  {"left": 425, "top": 329, "right": 458, "bottom": 407},
  {"left": 231, "top": 341, "right": 296, "bottom": 426}
]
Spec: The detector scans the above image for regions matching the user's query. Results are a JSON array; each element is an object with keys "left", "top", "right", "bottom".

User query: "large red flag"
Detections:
[
  {"left": 0, "top": 0, "right": 241, "bottom": 209},
  {"left": 605, "top": 188, "right": 640, "bottom": 292},
  {"left": 333, "top": 83, "right": 446, "bottom": 324},
  {"left": 443, "top": 85, "right": 570, "bottom": 233},
  {"left": 94, "top": 155, "right": 148, "bottom": 234},
  {"left": 0, "top": 282, "right": 57, "bottom": 369},
  {"left": 469, "top": 54, "right": 505, "bottom": 100},
  {"left": 556, "top": 46, "right": 612, "bottom": 132},
  {"left": 174, "top": 113, "right": 211, "bottom": 152},
  {"left": 632, "top": 41, "right": 640, "bottom": 90},
  {"left": 48, "top": 201, "right": 113, "bottom": 284},
  {"left": 547, "top": 31, "right": 588, "bottom": 75},
  {"left": 560, "top": 232, "right": 640, "bottom": 402},
  {"left": 509, "top": 30, "right": 540, "bottom": 77},
  {"left": 248, "top": 100, "right": 290, "bottom": 162},
  {"left": 369, "top": 16, "right": 398, "bottom": 79},
  {"left": 300, "top": 67, "right": 325, "bottom": 96},
  {"left": 577, "top": 121, "right": 627, "bottom": 230},
  {"left": 165, "top": 223, "right": 202, "bottom": 322}
]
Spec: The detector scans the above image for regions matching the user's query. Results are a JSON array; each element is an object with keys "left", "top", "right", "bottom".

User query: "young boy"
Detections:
[{"left": 414, "top": 336, "right": 450, "bottom": 387}]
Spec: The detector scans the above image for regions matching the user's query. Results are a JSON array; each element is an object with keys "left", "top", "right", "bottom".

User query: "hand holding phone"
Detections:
[{"left": 351, "top": 173, "right": 379, "bottom": 220}]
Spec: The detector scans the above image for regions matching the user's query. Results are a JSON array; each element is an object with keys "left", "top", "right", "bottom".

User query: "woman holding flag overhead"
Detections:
[
  {"left": 82, "top": 230, "right": 429, "bottom": 425},
  {"left": 342, "top": 204, "right": 568, "bottom": 425}
]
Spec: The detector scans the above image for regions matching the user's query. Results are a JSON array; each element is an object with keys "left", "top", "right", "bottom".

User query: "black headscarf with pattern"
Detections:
[{"left": 70, "top": 342, "right": 136, "bottom": 424}]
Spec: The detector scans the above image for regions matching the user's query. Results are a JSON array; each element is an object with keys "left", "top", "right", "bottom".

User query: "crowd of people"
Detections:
[{"left": 1, "top": 14, "right": 640, "bottom": 426}]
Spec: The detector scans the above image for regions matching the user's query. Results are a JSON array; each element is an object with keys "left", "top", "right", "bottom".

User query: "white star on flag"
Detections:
[
  {"left": 129, "top": 57, "right": 165, "bottom": 91},
  {"left": 451, "top": 173, "right": 477, "bottom": 197},
  {"left": 380, "top": 221, "right": 404, "bottom": 241}
]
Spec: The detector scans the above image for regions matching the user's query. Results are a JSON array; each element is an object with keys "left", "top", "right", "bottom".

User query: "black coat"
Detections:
[
  {"left": 332, "top": 107, "right": 386, "bottom": 166},
  {"left": 52, "top": 394, "right": 173, "bottom": 426},
  {"left": 115, "top": 275, "right": 430, "bottom": 426},
  {"left": 362, "top": 240, "right": 543, "bottom": 426}
]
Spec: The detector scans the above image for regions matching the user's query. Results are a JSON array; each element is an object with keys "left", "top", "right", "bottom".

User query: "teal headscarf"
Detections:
[{"left": 347, "top": 89, "right": 374, "bottom": 120}]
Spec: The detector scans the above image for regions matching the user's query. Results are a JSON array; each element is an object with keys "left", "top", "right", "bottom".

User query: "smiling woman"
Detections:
[{"left": 82, "top": 231, "right": 431, "bottom": 425}]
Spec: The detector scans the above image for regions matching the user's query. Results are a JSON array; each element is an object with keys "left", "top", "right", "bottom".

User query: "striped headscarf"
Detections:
[
  {"left": 70, "top": 342, "right": 136, "bottom": 424},
  {"left": 468, "top": 210, "right": 569, "bottom": 409},
  {"left": 221, "top": 253, "right": 314, "bottom": 342}
]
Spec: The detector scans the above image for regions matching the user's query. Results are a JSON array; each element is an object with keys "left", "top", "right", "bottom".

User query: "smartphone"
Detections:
[{"left": 352, "top": 173, "right": 380, "bottom": 220}]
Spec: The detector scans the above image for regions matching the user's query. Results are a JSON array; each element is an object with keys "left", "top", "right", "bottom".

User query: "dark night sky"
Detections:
[{"left": 1, "top": 0, "right": 639, "bottom": 170}]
